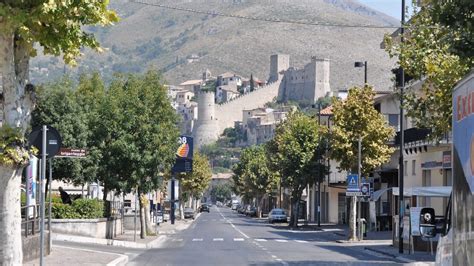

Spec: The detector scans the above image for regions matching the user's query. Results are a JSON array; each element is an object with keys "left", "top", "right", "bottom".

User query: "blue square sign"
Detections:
[{"left": 347, "top": 174, "right": 359, "bottom": 192}]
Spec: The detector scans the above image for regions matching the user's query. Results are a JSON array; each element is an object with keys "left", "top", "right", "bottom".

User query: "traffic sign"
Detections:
[
  {"left": 346, "top": 174, "right": 359, "bottom": 192},
  {"left": 361, "top": 183, "right": 370, "bottom": 196},
  {"left": 346, "top": 191, "right": 363, "bottom": 196},
  {"left": 57, "top": 148, "right": 87, "bottom": 158},
  {"left": 28, "top": 125, "right": 62, "bottom": 158}
]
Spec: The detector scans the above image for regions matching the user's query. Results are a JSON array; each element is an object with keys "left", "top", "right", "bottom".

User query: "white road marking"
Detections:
[
  {"left": 275, "top": 239, "right": 288, "bottom": 243},
  {"left": 233, "top": 238, "right": 244, "bottom": 241},
  {"left": 213, "top": 238, "right": 224, "bottom": 241},
  {"left": 172, "top": 239, "right": 183, "bottom": 242},
  {"left": 255, "top": 239, "right": 267, "bottom": 242},
  {"left": 192, "top": 238, "right": 203, "bottom": 242},
  {"left": 271, "top": 255, "right": 277, "bottom": 258},
  {"left": 295, "top": 240, "right": 308, "bottom": 243}
]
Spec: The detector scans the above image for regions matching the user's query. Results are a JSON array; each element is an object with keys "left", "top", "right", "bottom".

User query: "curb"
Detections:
[
  {"left": 53, "top": 233, "right": 167, "bottom": 249},
  {"left": 364, "top": 247, "right": 418, "bottom": 263}
]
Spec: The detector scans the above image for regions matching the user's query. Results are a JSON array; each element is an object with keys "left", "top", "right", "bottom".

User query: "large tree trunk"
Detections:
[
  {"left": 144, "top": 196, "right": 154, "bottom": 235},
  {"left": 0, "top": 21, "right": 34, "bottom": 265},
  {"left": 0, "top": 166, "right": 23, "bottom": 265},
  {"left": 349, "top": 196, "right": 357, "bottom": 241}
]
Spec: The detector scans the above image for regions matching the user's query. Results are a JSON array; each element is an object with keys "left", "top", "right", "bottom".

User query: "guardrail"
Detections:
[{"left": 21, "top": 203, "right": 50, "bottom": 238}]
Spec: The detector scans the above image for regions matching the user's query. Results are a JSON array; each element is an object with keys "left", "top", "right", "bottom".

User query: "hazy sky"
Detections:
[{"left": 358, "top": 0, "right": 403, "bottom": 20}]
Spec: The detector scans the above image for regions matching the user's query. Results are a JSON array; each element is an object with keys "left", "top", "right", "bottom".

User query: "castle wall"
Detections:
[{"left": 215, "top": 81, "right": 281, "bottom": 132}]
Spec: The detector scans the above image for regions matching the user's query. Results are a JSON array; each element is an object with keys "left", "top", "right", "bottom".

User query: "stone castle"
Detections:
[{"left": 193, "top": 54, "right": 331, "bottom": 148}]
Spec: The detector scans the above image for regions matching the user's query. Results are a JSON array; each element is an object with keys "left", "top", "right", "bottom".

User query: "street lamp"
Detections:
[{"left": 354, "top": 61, "right": 368, "bottom": 85}]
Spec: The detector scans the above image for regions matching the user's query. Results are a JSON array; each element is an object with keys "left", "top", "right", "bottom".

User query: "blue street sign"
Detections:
[{"left": 347, "top": 174, "right": 359, "bottom": 192}]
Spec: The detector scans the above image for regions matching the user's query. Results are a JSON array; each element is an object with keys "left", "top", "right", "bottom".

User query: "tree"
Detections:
[
  {"left": 250, "top": 74, "right": 255, "bottom": 92},
  {"left": 266, "top": 112, "right": 327, "bottom": 227},
  {"left": 232, "top": 145, "right": 278, "bottom": 216},
  {"left": 384, "top": 2, "right": 472, "bottom": 140},
  {"left": 0, "top": 2, "right": 118, "bottom": 263},
  {"left": 210, "top": 182, "right": 233, "bottom": 203},
  {"left": 31, "top": 74, "right": 106, "bottom": 188},
  {"left": 330, "top": 86, "right": 395, "bottom": 240},
  {"left": 177, "top": 152, "right": 212, "bottom": 209},
  {"left": 102, "top": 71, "right": 180, "bottom": 239}
]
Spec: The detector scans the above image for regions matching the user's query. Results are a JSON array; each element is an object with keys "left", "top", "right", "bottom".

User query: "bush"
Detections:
[
  {"left": 72, "top": 199, "right": 104, "bottom": 219},
  {"left": 52, "top": 203, "right": 79, "bottom": 219},
  {"left": 51, "top": 199, "right": 104, "bottom": 219}
]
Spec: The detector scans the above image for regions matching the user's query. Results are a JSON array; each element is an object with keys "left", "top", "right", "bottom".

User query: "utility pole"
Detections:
[
  {"left": 317, "top": 102, "right": 322, "bottom": 227},
  {"left": 357, "top": 136, "right": 362, "bottom": 241},
  {"left": 399, "top": 0, "right": 406, "bottom": 254}
]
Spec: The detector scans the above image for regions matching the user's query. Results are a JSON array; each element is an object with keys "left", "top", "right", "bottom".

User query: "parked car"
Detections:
[
  {"left": 199, "top": 204, "right": 210, "bottom": 213},
  {"left": 184, "top": 207, "right": 195, "bottom": 219},
  {"left": 245, "top": 206, "right": 257, "bottom": 217},
  {"left": 238, "top": 205, "right": 247, "bottom": 214},
  {"left": 231, "top": 204, "right": 239, "bottom": 211},
  {"left": 268, "top": 208, "right": 287, "bottom": 224}
]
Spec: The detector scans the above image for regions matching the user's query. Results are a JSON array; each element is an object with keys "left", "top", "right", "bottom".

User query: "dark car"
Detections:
[
  {"left": 199, "top": 204, "right": 210, "bottom": 213},
  {"left": 184, "top": 207, "right": 195, "bottom": 219},
  {"left": 245, "top": 206, "right": 257, "bottom": 217}
]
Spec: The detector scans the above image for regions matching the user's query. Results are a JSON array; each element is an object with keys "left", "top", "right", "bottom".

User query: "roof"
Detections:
[
  {"left": 179, "top": 79, "right": 203, "bottom": 86},
  {"left": 219, "top": 72, "right": 238, "bottom": 79},
  {"left": 212, "top": 173, "right": 233, "bottom": 179},
  {"left": 320, "top": 106, "right": 333, "bottom": 115}
]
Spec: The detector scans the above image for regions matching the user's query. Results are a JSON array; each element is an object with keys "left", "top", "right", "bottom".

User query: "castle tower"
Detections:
[
  {"left": 269, "top": 54, "right": 290, "bottom": 83},
  {"left": 193, "top": 91, "right": 219, "bottom": 149},
  {"left": 313, "top": 58, "right": 331, "bottom": 100}
]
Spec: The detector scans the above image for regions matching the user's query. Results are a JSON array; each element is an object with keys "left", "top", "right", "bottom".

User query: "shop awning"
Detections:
[
  {"left": 371, "top": 186, "right": 452, "bottom": 201},
  {"left": 392, "top": 186, "right": 452, "bottom": 197}
]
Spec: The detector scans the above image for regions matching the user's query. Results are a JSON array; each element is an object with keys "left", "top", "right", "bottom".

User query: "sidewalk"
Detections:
[
  {"left": 24, "top": 245, "right": 128, "bottom": 266},
  {"left": 330, "top": 225, "right": 435, "bottom": 264},
  {"left": 53, "top": 215, "right": 198, "bottom": 249}
]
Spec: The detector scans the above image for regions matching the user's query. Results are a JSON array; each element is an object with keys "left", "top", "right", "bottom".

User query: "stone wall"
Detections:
[
  {"left": 215, "top": 81, "right": 281, "bottom": 132},
  {"left": 51, "top": 218, "right": 122, "bottom": 239}
]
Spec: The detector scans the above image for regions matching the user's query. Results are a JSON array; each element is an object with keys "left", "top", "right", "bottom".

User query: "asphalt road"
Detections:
[{"left": 123, "top": 206, "right": 403, "bottom": 266}]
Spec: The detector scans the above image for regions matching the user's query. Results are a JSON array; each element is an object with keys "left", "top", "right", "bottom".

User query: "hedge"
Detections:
[{"left": 52, "top": 199, "right": 104, "bottom": 219}]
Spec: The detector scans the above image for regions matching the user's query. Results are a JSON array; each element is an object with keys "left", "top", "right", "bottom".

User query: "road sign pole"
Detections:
[
  {"left": 171, "top": 176, "right": 176, "bottom": 225},
  {"left": 48, "top": 158, "right": 53, "bottom": 252},
  {"left": 357, "top": 135, "right": 362, "bottom": 241},
  {"left": 39, "top": 125, "right": 48, "bottom": 266}
]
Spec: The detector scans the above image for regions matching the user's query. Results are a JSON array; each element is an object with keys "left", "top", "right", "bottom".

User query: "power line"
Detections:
[{"left": 129, "top": 0, "right": 401, "bottom": 29}]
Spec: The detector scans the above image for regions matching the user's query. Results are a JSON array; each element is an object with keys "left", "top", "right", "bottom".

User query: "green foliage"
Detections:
[
  {"left": 32, "top": 73, "right": 105, "bottom": 185},
  {"left": 0, "top": 0, "right": 119, "bottom": 65},
  {"left": 0, "top": 126, "right": 31, "bottom": 166},
  {"left": 211, "top": 182, "right": 233, "bottom": 202},
  {"left": 232, "top": 145, "right": 278, "bottom": 201},
  {"left": 51, "top": 203, "right": 79, "bottom": 219},
  {"left": 101, "top": 70, "right": 180, "bottom": 195},
  {"left": 177, "top": 152, "right": 212, "bottom": 200},
  {"left": 51, "top": 199, "right": 104, "bottom": 219},
  {"left": 384, "top": 2, "right": 473, "bottom": 139},
  {"left": 266, "top": 111, "right": 328, "bottom": 226},
  {"left": 72, "top": 199, "right": 104, "bottom": 219},
  {"left": 330, "top": 86, "right": 395, "bottom": 176}
]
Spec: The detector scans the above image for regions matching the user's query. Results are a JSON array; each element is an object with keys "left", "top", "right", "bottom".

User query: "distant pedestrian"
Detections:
[{"left": 58, "top": 187, "right": 72, "bottom": 205}]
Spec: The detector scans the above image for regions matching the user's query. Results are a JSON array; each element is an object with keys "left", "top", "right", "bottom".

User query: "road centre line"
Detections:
[
  {"left": 192, "top": 238, "right": 203, "bottom": 242},
  {"left": 213, "top": 238, "right": 224, "bottom": 241}
]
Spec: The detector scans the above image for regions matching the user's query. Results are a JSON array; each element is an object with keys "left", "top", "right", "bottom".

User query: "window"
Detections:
[
  {"left": 404, "top": 161, "right": 407, "bottom": 176},
  {"left": 388, "top": 114, "right": 399, "bottom": 128},
  {"left": 412, "top": 160, "right": 416, "bottom": 176}
]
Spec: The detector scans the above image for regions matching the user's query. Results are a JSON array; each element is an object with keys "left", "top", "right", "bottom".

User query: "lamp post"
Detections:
[
  {"left": 354, "top": 61, "right": 368, "bottom": 85},
  {"left": 399, "top": 0, "right": 406, "bottom": 254}
]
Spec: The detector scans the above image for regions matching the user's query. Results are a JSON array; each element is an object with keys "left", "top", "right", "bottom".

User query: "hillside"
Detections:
[{"left": 30, "top": 0, "right": 399, "bottom": 91}]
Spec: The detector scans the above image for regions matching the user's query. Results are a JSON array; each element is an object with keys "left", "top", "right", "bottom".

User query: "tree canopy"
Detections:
[
  {"left": 177, "top": 152, "right": 212, "bottom": 201},
  {"left": 330, "top": 86, "right": 395, "bottom": 176},
  {"left": 266, "top": 111, "right": 327, "bottom": 226},
  {"left": 384, "top": 1, "right": 473, "bottom": 139}
]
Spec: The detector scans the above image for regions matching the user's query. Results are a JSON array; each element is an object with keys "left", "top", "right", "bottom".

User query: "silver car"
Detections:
[{"left": 268, "top": 208, "right": 287, "bottom": 224}]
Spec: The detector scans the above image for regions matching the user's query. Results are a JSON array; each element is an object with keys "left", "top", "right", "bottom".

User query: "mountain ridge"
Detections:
[{"left": 31, "top": 0, "right": 398, "bottom": 92}]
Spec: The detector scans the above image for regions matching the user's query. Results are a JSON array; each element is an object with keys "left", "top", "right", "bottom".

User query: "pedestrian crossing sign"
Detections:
[{"left": 346, "top": 174, "right": 359, "bottom": 192}]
